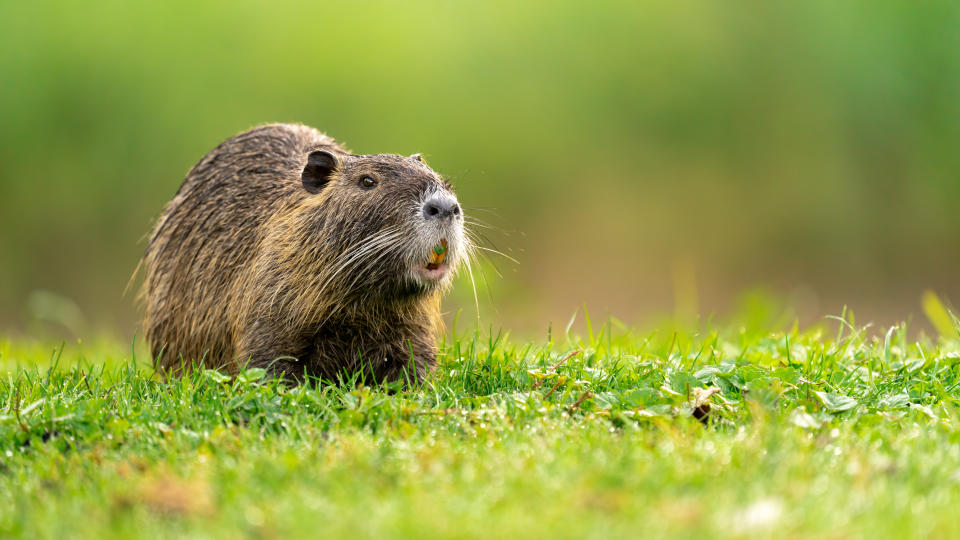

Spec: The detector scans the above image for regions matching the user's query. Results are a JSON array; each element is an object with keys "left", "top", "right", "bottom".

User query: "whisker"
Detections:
[
  {"left": 463, "top": 230, "right": 508, "bottom": 277},
  {"left": 471, "top": 245, "right": 519, "bottom": 265},
  {"left": 461, "top": 206, "right": 503, "bottom": 217},
  {"left": 310, "top": 227, "right": 404, "bottom": 305},
  {"left": 309, "top": 229, "right": 407, "bottom": 327},
  {"left": 322, "top": 235, "right": 400, "bottom": 291},
  {"left": 463, "top": 218, "right": 510, "bottom": 235},
  {"left": 463, "top": 220, "right": 501, "bottom": 232},
  {"left": 464, "top": 256, "right": 481, "bottom": 327},
  {"left": 460, "top": 234, "right": 498, "bottom": 276},
  {"left": 344, "top": 238, "right": 408, "bottom": 293},
  {"left": 472, "top": 251, "right": 499, "bottom": 310},
  {"left": 468, "top": 228, "right": 516, "bottom": 266}
]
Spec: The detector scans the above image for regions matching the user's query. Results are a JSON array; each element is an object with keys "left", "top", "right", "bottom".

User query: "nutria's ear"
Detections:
[
  {"left": 302, "top": 150, "right": 339, "bottom": 194},
  {"left": 410, "top": 153, "right": 424, "bottom": 163}
]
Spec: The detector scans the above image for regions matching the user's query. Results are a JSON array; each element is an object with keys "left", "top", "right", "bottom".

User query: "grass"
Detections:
[{"left": 2, "top": 316, "right": 960, "bottom": 539}]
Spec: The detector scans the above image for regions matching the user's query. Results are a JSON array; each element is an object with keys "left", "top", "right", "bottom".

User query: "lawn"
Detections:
[{"left": 2, "top": 315, "right": 960, "bottom": 539}]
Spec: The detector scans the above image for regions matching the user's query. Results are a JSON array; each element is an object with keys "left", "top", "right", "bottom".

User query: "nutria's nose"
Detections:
[{"left": 422, "top": 196, "right": 460, "bottom": 221}]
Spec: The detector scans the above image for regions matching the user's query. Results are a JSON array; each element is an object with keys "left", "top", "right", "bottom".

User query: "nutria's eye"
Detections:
[{"left": 360, "top": 176, "right": 377, "bottom": 190}]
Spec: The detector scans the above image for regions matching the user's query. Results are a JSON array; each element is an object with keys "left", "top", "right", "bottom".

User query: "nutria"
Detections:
[{"left": 140, "top": 123, "right": 467, "bottom": 382}]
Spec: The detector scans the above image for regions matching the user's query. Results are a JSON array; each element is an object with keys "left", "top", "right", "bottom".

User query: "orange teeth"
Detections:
[{"left": 429, "top": 239, "right": 448, "bottom": 265}]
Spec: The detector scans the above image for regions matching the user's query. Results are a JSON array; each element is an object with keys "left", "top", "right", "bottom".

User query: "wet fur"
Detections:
[{"left": 141, "top": 123, "right": 464, "bottom": 382}]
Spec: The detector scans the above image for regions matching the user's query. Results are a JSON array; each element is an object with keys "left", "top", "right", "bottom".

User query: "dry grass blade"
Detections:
[{"left": 531, "top": 349, "right": 582, "bottom": 390}]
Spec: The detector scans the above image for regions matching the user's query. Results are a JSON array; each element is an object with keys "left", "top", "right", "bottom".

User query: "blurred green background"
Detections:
[{"left": 2, "top": 0, "right": 959, "bottom": 339}]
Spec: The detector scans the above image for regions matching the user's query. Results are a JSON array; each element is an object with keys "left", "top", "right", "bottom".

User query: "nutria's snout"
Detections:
[
  {"left": 422, "top": 195, "right": 461, "bottom": 221},
  {"left": 410, "top": 190, "right": 465, "bottom": 286}
]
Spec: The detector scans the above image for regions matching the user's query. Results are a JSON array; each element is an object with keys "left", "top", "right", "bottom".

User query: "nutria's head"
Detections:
[{"left": 299, "top": 149, "right": 466, "bottom": 299}]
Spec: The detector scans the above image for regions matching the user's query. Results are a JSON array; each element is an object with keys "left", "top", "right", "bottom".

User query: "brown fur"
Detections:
[{"left": 140, "top": 123, "right": 466, "bottom": 382}]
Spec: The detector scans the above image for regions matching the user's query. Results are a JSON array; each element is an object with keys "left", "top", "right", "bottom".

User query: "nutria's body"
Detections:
[{"left": 141, "top": 123, "right": 466, "bottom": 382}]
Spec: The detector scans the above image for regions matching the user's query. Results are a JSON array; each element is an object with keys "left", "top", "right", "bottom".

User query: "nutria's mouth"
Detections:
[
  {"left": 426, "top": 239, "right": 448, "bottom": 271},
  {"left": 416, "top": 239, "right": 450, "bottom": 281}
]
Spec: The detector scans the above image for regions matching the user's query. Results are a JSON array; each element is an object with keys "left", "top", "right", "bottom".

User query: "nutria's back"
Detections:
[{"left": 142, "top": 123, "right": 467, "bottom": 382}]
